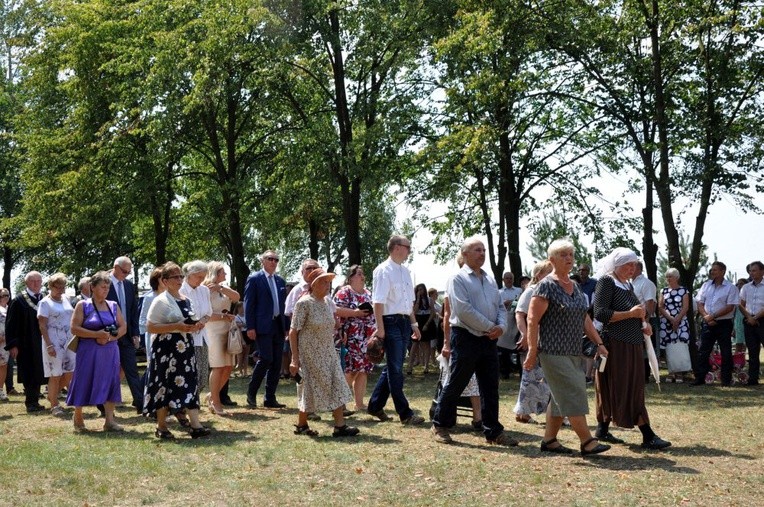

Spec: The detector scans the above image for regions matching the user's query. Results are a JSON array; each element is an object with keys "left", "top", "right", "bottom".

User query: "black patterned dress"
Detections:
[{"left": 143, "top": 299, "right": 200, "bottom": 415}]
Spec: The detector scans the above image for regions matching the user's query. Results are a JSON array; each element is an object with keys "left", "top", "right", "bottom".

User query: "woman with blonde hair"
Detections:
[
  {"left": 525, "top": 239, "right": 610, "bottom": 455},
  {"left": 203, "top": 261, "right": 240, "bottom": 415},
  {"left": 38, "top": 273, "right": 75, "bottom": 416}
]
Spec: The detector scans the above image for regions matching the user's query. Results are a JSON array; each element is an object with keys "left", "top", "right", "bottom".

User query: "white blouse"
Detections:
[{"left": 180, "top": 281, "right": 212, "bottom": 346}]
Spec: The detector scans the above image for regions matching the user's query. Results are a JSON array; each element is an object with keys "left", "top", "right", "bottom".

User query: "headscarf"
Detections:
[{"left": 594, "top": 247, "right": 639, "bottom": 279}]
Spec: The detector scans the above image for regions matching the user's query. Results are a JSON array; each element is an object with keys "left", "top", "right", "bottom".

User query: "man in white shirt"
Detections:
[
  {"left": 739, "top": 260, "right": 764, "bottom": 385},
  {"left": 632, "top": 262, "right": 658, "bottom": 378},
  {"left": 693, "top": 261, "right": 739, "bottom": 386},
  {"left": 366, "top": 235, "right": 425, "bottom": 425}
]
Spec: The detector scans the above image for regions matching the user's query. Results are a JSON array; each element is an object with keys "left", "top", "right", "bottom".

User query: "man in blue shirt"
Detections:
[{"left": 431, "top": 237, "right": 518, "bottom": 446}]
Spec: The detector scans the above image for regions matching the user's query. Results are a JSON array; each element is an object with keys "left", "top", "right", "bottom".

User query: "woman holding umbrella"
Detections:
[{"left": 592, "top": 248, "right": 671, "bottom": 450}]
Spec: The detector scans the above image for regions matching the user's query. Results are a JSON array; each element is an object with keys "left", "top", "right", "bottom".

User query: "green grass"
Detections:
[{"left": 0, "top": 369, "right": 762, "bottom": 507}]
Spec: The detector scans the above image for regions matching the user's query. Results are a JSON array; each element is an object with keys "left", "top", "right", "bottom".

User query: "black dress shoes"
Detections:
[
  {"left": 263, "top": 400, "right": 286, "bottom": 409},
  {"left": 641, "top": 436, "right": 672, "bottom": 450},
  {"left": 246, "top": 397, "right": 257, "bottom": 408},
  {"left": 26, "top": 405, "right": 45, "bottom": 413},
  {"left": 221, "top": 398, "right": 238, "bottom": 407}
]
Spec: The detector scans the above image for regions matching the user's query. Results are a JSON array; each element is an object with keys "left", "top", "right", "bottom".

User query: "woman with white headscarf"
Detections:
[{"left": 592, "top": 248, "right": 671, "bottom": 450}]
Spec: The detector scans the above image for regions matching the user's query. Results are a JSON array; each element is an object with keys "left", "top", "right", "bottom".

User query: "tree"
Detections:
[
  {"left": 276, "top": 0, "right": 429, "bottom": 266},
  {"left": 413, "top": 0, "right": 608, "bottom": 285},
  {"left": 538, "top": 0, "right": 764, "bottom": 292}
]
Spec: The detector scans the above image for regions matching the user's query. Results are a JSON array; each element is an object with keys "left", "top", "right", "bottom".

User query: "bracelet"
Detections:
[
  {"left": 597, "top": 343, "right": 605, "bottom": 347},
  {"left": 411, "top": 322, "right": 419, "bottom": 327},
  {"left": 46, "top": 345, "right": 54, "bottom": 349}
]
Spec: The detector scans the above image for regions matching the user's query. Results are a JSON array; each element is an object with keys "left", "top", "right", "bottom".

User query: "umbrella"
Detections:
[{"left": 643, "top": 328, "right": 661, "bottom": 392}]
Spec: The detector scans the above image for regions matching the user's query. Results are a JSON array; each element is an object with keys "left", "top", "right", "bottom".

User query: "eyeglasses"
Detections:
[
  {"left": 265, "top": 256, "right": 280, "bottom": 262},
  {"left": 117, "top": 265, "right": 132, "bottom": 275},
  {"left": 0, "top": 295, "right": 8, "bottom": 299},
  {"left": 305, "top": 266, "right": 319, "bottom": 272},
  {"left": 397, "top": 243, "right": 411, "bottom": 251},
  {"left": 166, "top": 275, "right": 184, "bottom": 280}
]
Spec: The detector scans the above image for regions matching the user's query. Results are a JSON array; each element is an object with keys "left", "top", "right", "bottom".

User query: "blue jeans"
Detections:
[
  {"left": 696, "top": 320, "right": 733, "bottom": 384},
  {"left": 248, "top": 324, "right": 285, "bottom": 403},
  {"left": 368, "top": 315, "right": 413, "bottom": 420},
  {"left": 433, "top": 326, "right": 503, "bottom": 439}
]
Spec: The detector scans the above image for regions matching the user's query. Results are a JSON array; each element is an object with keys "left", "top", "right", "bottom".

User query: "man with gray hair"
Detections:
[
  {"left": 106, "top": 256, "right": 143, "bottom": 413},
  {"left": 432, "top": 238, "right": 517, "bottom": 446},
  {"left": 244, "top": 249, "right": 288, "bottom": 408},
  {"left": 4, "top": 271, "right": 46, "bottom": 412}
]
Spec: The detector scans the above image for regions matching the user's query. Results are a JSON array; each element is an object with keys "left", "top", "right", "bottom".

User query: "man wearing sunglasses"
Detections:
[
  {"left": 244, "top": 250, "right": 288, "bottom": 408},
  {"left": 367, "top": 235, "right": 425, "bottom": 425}
]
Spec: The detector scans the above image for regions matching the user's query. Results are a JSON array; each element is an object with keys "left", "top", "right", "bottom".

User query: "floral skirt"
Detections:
[{"left": 143, "top": 332, "right": 200, "bottom": 415}]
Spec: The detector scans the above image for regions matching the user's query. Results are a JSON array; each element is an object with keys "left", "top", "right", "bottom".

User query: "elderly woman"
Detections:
[
  {"left": 513, "top": 260, "right": 553, "bottom": 424},
  {"left": 67, "top": 271, "right": 126, "bottom": 432},
  {"left": 203, "top": 261, "right": 240, "bottom": 415},
  {"left": 658, "top": 268, "right": 692, "bottom": 382},
  {"left": 180, "top": 260, "right": 213, "bottom": 393},
  {"left": 289, "top": 268, "right": 358, "bottom": 437},
  {"left": 593, "top": 247, "right": 671, "bottom": 450},
  {"left": 38, "top": 273, "right": 76, "bottom": 416},
  {"left": 525, "top": 239, "right": 610, "bottom": 455},
  {"left": 333, "top": 265, "right": 375, "bottom": 411},
  {"left": 144, "top": 262, "right": 210, "bottom": 439}
]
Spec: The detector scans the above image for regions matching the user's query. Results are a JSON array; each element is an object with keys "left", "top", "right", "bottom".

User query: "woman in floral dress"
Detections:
[
  {"left": 334, "top": 265, "right": 375, "bottom": 410},
  {"left": 289, "top": 268, "right": 357, "bottom": 437},
  {"left": 658, "top": 268, "right": 692, "bottom": 382},
  {"left": 144, "top": 262, "right": 211, "bottom": 440}
]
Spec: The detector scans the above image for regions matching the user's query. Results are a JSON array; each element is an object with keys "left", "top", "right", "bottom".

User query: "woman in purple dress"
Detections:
[{"left": 67, "top": 271, "right": 126, "bottom": 433}]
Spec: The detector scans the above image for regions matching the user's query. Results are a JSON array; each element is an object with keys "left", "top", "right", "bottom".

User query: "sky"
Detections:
[{"left": 404, "top": 189, "right": 764, "bottom": 292}]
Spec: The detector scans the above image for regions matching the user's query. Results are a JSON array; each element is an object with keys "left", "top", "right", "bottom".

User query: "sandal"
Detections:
[
  {"left": 580, "top": 437, "right": 611, "bottom": 456},
  {"left": 294, "top": 424, "right": 319, "bottom": 436},
  {"left": 175, "top": 414, "right": 191, "bottom": 430},
  {"left": 540, "top": 438, "right": 573, "bottom": 454},
  {"left": 155, "top": 427, "right": 175, "bottom": 440}
]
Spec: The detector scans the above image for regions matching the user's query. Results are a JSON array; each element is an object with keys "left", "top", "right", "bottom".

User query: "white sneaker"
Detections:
[{"left": 0, "top": 391, "right": 8, "bottom": 402}]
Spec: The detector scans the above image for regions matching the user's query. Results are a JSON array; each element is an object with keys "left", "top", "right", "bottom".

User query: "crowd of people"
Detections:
[{"left": 0, "top": 236, "right": 761, "bottom": 454}]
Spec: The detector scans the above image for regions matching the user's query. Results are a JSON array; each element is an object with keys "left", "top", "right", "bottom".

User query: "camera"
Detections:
[
  {"left": 104, "top": 325, "right": 118, "bottom": 337},
  {"left": 184, "top": 310, "right": 199, "bottom": 326}
]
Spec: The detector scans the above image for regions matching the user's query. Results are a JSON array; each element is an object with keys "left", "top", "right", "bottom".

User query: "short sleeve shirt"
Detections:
[{"left": 533, "top": 278, "right": 588, "bottom": 355}]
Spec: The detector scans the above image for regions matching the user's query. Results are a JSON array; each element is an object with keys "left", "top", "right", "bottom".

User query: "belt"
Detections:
[{"left": 383, "top": 314, "right": 409, "bottom": 319}]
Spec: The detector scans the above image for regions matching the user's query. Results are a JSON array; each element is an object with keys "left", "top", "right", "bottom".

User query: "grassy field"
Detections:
[{"left": 0, "top": 368, "right": 762, "bottom": 507}]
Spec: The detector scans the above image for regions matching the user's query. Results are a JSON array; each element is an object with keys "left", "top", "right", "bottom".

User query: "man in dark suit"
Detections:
[
  {"left": 244, "top": 249, "right": 288, "bottom": 408},
  {"left": 4, "top": 271, "right": 46, "bottom": 412},
  {"left": 106, "top": 256, "right": 144, "bottom": 413}
]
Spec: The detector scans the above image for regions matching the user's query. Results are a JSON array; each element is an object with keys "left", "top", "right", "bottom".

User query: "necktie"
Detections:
[
  {"left": 268, "top": 275, "right": 279, "bottom": 318},
  {"left": 117, "top": 281, "right": 127, "bottom": 319}
]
